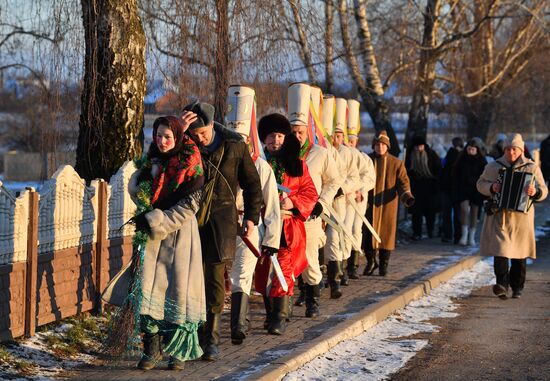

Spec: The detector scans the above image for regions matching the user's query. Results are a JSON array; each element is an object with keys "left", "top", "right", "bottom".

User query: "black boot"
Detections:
[
  {"left": 327, "top": 261, "right": 343, "bottom": 299},
  {"left": 348, "top": 251, "right": 360, "bottom": 279},
  {"left": 269, "top": 296, "right": 289, "bottom": 335},
  {"left": 230, "top": 292, "right": 249, "bottom": 345},
  {"left": 319, "top": 247, "right": 327, "bottom": 289},
  {"left": 341, "top": 259, "right": 350, "bottom": 286},
  {"left": 168, "top": 356, "right": 185, "bottom": 370},
  {"left": 305, "top": 284, "right": 320, "bottom": 318},
  {"left": 137, "top": 333, "right": 162, "bottom": 370},
  {"left": 363, "top": 250, "right": 378, "bottom": 276},
  {"left": 201, "top": 312, "right": 221, "bottom": 361},
  {"left": 379, "top": 250, "right": 391, "bottom": 276},
  {"left": 294, "top": 276, "right": 306, "bottom": 306},
  {"left": 263, "top": 296, "right": 273, "bottom": 330}
]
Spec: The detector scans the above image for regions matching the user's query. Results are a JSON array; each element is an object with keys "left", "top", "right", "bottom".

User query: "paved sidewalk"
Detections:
[{"left": 72, "top": 236, "right": 479, "bottom": 381}]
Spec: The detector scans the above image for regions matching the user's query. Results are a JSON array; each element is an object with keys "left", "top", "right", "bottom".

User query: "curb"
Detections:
[{"left": 248, "top": 254, "right": 484, "bottom": 381}]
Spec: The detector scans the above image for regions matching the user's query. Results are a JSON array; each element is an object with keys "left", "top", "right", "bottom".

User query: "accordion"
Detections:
[{"left": 492, "top": 168, "right": 533, "bottom": 213}]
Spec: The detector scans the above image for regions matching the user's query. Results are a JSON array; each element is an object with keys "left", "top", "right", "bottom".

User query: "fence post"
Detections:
[
  {"left": 24, "top": 188, "right": 39, "bottom": 338},
  {"left": 95, "top": 180, "right": 108, "bottom": 313}
]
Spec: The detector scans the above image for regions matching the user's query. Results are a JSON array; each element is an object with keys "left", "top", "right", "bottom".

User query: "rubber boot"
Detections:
[
  {"left": 305, "top": 284, "right": 320, "bottom": 318},
  {"left": 137, "top": 333, "right": 162, "bottom": 370},
  {"left": 468, "top": 227, "right": 476, "bottom": 246},
  {"left": 340, "top": 259, "right": 349, "bottom": 286},
  {"left": 201, "top": 312, "right": 221, "bottom": 361},
  {"left": 458, "top": 225, "right": 468, "bottom": 246},
  {"left": 263, "top": 295, "right": 272, "bottom": 330},
  {"left": 294, "top": 275, "right": 306, "bottom": 306},
  {"left": 363, "top": 250, "right": 378, "bottom": 276},
  {"left": 230, "top": 292, "right": 249, "bottom": 345},
  {"left": 268, "top": 296, "right": 289, "bottom": 335},
  {"left": 378, "top": 250, "right": 391, "bottom": 276},
  {"left": 347, "top": 251, "right": 360, "bottom": 279},
  {"left": 287, "top": 296, "right": 293, "bottom": 322},
  {"left": 327, "top": 261, "right": 343, "bottom": 299}
]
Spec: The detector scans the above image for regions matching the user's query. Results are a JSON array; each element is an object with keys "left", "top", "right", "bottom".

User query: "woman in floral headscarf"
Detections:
[{"left": 104, "top": 115, "right": 206, "bottom": 370}]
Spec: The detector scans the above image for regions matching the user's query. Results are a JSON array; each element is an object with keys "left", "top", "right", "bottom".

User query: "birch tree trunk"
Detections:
[
  {"left": 405, "top": 0, "right": 441, "bottom": 149},
  {"left": 325, "top": 0, "right": 334, "bottom": 93},
  {"left": 76, "top": 0, "right": 146, "bottom": 182},
  {"left": 288, "top": 0, "right": 318, "bottom": 84},
  {"left": 339, "top": 0, "right": 400, "bottom": 156}
]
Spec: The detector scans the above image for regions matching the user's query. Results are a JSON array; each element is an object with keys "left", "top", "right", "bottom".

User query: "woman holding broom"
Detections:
[{"left": 103, "top": 114, "right": 205, "bottom": 370}]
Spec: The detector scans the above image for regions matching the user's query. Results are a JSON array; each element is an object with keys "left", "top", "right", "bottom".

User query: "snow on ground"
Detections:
[
  {"left": 0, "top": 174, "right": 44, "bottom": 195},
  {"left": 283, "top": 259, "right": 495, "bottom": 381}
]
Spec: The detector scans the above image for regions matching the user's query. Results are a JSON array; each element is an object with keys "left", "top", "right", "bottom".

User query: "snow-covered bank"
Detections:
[{"left": 283, "top": 259, "right": 495, "bottom": 381}]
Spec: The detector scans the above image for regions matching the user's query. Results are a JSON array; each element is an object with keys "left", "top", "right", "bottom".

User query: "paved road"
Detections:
[
  {"left": 72, "top": 233, "right": 476, "bottom": 381},
  {"left": 391, "top": 221, "right": 550, "bottom": 380}
]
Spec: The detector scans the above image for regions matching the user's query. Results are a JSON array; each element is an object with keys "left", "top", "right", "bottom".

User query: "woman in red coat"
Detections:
[{"left": 255, "top": 113, "right": 318, "bottom": 335}]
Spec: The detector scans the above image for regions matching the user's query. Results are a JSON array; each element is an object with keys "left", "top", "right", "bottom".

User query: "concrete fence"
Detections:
[{"left": 0, "top": 162, "right": 138, "bottom": 341}]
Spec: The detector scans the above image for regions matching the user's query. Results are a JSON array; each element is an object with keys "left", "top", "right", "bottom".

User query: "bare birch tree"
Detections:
[{"left": 75, "top": 0, "right": 146, "bottom": 182}]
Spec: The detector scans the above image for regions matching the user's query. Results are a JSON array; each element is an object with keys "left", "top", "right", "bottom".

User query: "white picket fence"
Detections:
[{"left": 0, "top": 162, "right": 138, "bottom": 266}]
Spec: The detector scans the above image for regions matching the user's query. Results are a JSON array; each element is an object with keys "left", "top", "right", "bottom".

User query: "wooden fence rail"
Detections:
[{"left": 0, "top": 163, "right": 137, "bottom": 341}]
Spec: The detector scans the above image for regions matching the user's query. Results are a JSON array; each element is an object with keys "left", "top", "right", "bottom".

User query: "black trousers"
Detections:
[
  {"left": 204, "top": 261, "right": 226, "bottom": 314},
  {"left": 441, "top": 193, "right": 461, "bottom": 242},
  {"left": 412, "top": 210, "right": 436, "bottom": 237},
  {"left": 493, "top": 256, "right": 527, "bottom": 291}
]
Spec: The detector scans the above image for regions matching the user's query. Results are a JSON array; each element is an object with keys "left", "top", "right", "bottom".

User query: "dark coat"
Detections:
[
  {"left": 540, "top": 135, "right": 550, "bottom": 182},
  {"left": 439, "top": 147, "right": 462, "bottom": 192},
  {"left": 196, "top": 124, "right": 262, "bottom": 263},
  {"left": 452, "top": 152, "right": 487, "bottom": 205},
  {"left": 406, "top": 146, "right": 442, "bottom": 214}
]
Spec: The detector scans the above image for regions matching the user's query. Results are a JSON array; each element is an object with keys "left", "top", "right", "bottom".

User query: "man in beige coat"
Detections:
[
  {"left": 477, "top": 133, "right": 547, "bottom": 299},
  {"left": 363, "top": 131, "right": 414, "bottom": 276}
]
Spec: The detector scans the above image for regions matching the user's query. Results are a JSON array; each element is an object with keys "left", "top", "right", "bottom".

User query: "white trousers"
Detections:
[
  {"left": 302, "top": 218, "right": 324, "bottom": 285},
  {"left": 351, "top": 198, "right": 368, "bottom": 252},
  {"left": 230, "top": 228, "right": 260, "bottom": 295},
  {"left": 324, "top": 196, "right": 346, "bottom": 262}
]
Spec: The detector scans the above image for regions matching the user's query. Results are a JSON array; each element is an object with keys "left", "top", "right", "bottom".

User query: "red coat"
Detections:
[{"left": 255, "top": 161, "right": 318, "bottom": 297}]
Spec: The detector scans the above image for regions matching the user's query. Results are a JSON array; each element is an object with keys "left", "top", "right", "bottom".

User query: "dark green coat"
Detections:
[{"left": 196, "top": 124, "right": 262, "bottom": 263}]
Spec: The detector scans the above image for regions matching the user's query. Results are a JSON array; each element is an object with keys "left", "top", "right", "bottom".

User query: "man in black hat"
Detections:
[{"left": 182, "top": 102, "right": 262, "bottom": 361}]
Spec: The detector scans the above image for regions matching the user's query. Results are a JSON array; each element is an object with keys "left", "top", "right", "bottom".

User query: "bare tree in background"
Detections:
[
  {"left": 403, "top": 0, "right": 497, "bottom": 148},
  {"left": 338, "top": 0, "right": 400, "bottom": 155},
  {"left": 76, "top": 0, "right": 146, "bottom": 182},
  {"left": 141, "top": 0, "right": 285, "bottom": 121},
  {"left": 452, "top": 0, "right": 548, "bottom": 141}
]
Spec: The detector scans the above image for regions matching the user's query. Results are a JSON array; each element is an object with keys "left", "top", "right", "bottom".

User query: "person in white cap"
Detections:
[
  {"left": 225, "top": 86, "right": 281, "bottom": 345},
  {"left": 477, "top": 133, "right": 547, "bottom": 299},
  {"left": 288, "top": 83, "right": 341, "bottom": 317},
  {"left": 346, "top": 99, "right": 375, "bottom": 280},
  {"left": 324, "top": 98, "right": 361, "bottom": 298}
]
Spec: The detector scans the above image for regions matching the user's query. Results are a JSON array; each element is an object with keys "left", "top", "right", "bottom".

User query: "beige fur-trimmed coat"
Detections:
[{"left": 477, "top": 156, "right": 548, "bottom": 259}]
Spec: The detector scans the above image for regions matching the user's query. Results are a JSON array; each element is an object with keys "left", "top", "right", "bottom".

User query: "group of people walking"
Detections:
[{"left": 102, "top": 82, "right": 548, "bottom": 371}]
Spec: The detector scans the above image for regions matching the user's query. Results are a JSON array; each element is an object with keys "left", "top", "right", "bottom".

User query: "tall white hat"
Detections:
[
  {"left": 288, "top": 82, "right": 311, "bottom": 126},
  {"left": 321, "top": 95, "right": 335, "bottom": 136},
  {"left": 334, "top": 97, "right": 348, "bottom": 134},
  {"left": 226, "top": 85, "right": 255, "bottom": 136},
  {"left": 347, "top": 99, "right": 360, "bottom": 137}
]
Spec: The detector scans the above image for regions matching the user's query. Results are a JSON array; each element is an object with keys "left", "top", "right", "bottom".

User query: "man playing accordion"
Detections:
[{"left": 477, "top": 133, "right": 547, "bottom": 299}]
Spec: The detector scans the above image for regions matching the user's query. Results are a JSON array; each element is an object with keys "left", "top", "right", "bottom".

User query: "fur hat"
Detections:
[
  {"left": 411, "top": 135, "right": 427, "bottom": 147},
  {"left": 258, "top": 113, "right": 291, "bottom": 142},
  {"left": 372, "top": 130, "right": 391, "bottom": 149},
  {"left": 183, "top": 100, "right": 215, "bottom": 130},
  {"left": 504, "top": 133, "right": 524, "bottom": 151}
]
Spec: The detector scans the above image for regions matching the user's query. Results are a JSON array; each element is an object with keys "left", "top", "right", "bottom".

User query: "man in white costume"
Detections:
[
  {"left": 345, "top": 99, "right": 375, "bottom": 280},
  {"left": 323, "top": 97, "right": 360, "bottom": 298},
  {"left": 288, "top": 83, "right": 340, "bottom": 317},
  {"left": 225, "top": 85, "right": 281, "bottom": 344}
]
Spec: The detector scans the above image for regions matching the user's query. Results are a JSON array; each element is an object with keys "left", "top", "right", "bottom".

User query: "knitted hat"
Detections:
[
  {"left": 504, "top": 133, "right": 524, "bottom": 151},
  {"left": 258, "top": 113, "right": 291, "bottom": 142},
  {"left": 372, "top": 130, "right": 391, "bottom": 149},
  {"left": 183, "top": 100, "right": 215, "bottom": 130}
]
